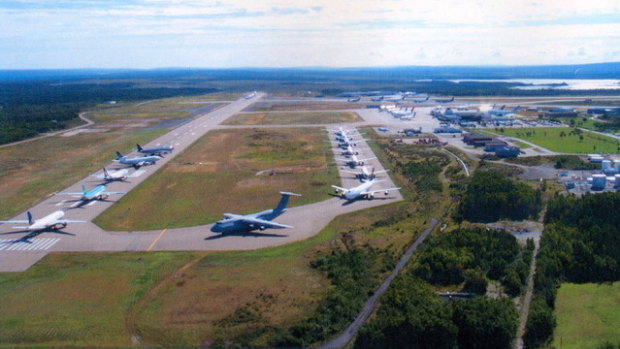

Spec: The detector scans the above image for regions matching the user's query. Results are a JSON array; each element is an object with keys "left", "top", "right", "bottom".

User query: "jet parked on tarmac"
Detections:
[
  {"left": 114, "top": 151, "right": 162, "bottom": 168},
  {"left": 0, "top": 210, "right": 85, "bottom": 234},
  {"left": 336, "top": 154, "right": 376, "bottom": 168},
  {"left": 55, "top": 185, "right": 126, "bottom": 202},
  {"left": 135, "top": 143, "right": 174, "bottom": 156},
  {"left": 342, "top": 166, "right": 388, "bottom": 182},
  {"left": 92, "top": 167, "right": 129, "bottom": 183},
  {"left": 331, "top": 179, "right": 400, "bottom": 201},
  {"left": 435, "top": 97, "right": 454, "bottom": 103},
  {"left": 211, "top": 192, "right": 301, "bottom": 233}
]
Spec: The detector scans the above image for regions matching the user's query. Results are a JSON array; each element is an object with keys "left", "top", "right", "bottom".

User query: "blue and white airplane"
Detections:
[
  {"left": 92, "top": 167, "right": 129, "bottom": 183},
  {"left": 331, "top": 179, "right": 400, "bottom": 201},
  {"left": 55, "top": 185, "right": 126, "bottom": 202},
  {"left": 412, "top": 96, "right": 429, "bottom": 103},
  {"left": 135, "top": 144, "right": 174, "bottom": 156},
  {"left": 211, "top": 192, "right": 301, "bottom": 233},
  {"left": 114, "top": 151, "right": 162, "bottom": 168},
  {"left": 0, "top": 210, "right": 85, "bottom": 232},
  {"left": 336, "top": 154, "right": 376, "bottom": 168},
  {"left": 435, "top": 97, "right": 454, "bottom": 103}
]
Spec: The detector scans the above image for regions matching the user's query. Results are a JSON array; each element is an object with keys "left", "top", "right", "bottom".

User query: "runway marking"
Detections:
[
  {"left": 55, "top": 200, "right": 67, "bottom": 207},
  {"left": 130, "top": 169, "right": 146, "bottom": 178},
  {"left": 147, "top": 229, "right": 167, "bottom": 252},
  {"left": 0, "top": 238, "right": 60, "bottom": 251}
]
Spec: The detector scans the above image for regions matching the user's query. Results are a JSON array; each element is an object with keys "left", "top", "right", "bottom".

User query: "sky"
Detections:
[{"left": 1, "top": 0, "right": 619, "bottom": 69}]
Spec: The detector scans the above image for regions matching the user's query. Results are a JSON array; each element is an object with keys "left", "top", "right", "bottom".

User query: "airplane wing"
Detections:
[
  {"left": 239, "top": 217, "right": 293, "bottom": 230},
  {"left": 341, "top": 170, "right": 360, "bottom": 175},
  {"left": 102, "top": 191, "right": 127, "bottom": 195},
  {"left": 59, "top": 219, "right": 87, "bottom": 223},
  {"left": 358, "top": 157, "right": 377, "bottom": 162},
  {"left": 54, "top": 192, "right": 83, "bottom": 197},
  {"left": 363, "top": 187, "right": 401, "bottom": 196},
  {"left": 0, "top": 220, "right": 29, "bottom": 224},
  {"left": 331, "top": 185, "right": 347, "bottom": 192},
  {"left": 335, "top": 158, "right": 352, "bottom": 162}
]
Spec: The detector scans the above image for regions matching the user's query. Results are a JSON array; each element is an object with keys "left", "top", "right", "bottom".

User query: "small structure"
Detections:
[
  {"left": 592, "top": 174, "right": 607, "bottom": 190},
  {"left": 463, "top": 133, "right": 493, "bottom": 146},
  {"left": 494, "top": 146, "right": 521, "bottom": 158}
]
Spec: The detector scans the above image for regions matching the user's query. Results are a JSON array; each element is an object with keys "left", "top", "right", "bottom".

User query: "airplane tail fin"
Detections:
[
  {"left": 103, "top": 167, "right": 110, "bottom": 178},
  {"left": 115, "top": 151, "right": 124, "bottom": 159},
  {"left": 82, "top": 185, "right": 87, "bottom": 195},
  {"left": 274, "top": 191, "right": 301, "bottom": 213},
  {"left": 27, "top": 211, "right": 34, "bottom": 225},
  {"left": 136, "top": 144, "right": 143, "bottom": 151}
]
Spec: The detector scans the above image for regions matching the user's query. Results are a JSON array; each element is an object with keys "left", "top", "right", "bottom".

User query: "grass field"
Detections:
[
  {"left": 494, "top": 127, "right": 620, "bottom": 153},
  {"left": 0, "top": 252, "right": 198, "bottom": 347},
  {"left": 222, "top": 111, "right": 361, "bottom": 125},
  {"left": 553, "top": 282, "right": 620, "bottom": 349},
  {"left": 0, "top": 129, "right": 166, "bottom": 219},
  {"left": 244, "top": 101, "right": 365, "bottom": 112},
  {"left": 94, "top": 128, "right": 340, "bottom": 231}
]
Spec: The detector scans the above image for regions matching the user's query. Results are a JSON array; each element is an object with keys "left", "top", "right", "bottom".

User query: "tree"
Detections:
[{"left": 452, "top": 297, "right": 518, "bottom": 349}]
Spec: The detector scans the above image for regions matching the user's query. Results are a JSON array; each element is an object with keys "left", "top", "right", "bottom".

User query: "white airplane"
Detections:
[
  {"left": 92, "top": 167, "right": 129, "bottom": 183},
  {"left": 331, "top": 179, "right": 400, "bottom": 200},
  {"left": 342, "top": 166, "right": 388, "bottom": 182},
  {"left": 336, "top": 154, "right": 376, "bottom": 168},
  {"left": 211, "top": 192, "right": 301, "bottom": 233},
  {"left": 412, "top": 96, "right": 429, "bottom": 103},
  {"left": 0, "top": 210, "right": 85, "bottom": 233},
  {"left": 55, "top": 185, "right": 126, "bottom": 202},
  {"left": 341, "top": 144, "right": 359, "bottom": 156},
  {"left": 114, "top": 151, "right": 162, "bottom": 168}
]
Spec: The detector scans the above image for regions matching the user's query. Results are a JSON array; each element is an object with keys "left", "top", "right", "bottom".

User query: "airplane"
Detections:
[
  {"left": 348, "top": 96, "right": 361, "bottom": 102},
  {"left": 341, "top": 144, "right": 359, "bottom": 156},
  {"left": 435, "top": 97, "right": 454, "bottom": 103},
  {"left": 330, "top": 126, "right": 355, "bottom": 137},
  {"left": 55, "top": 185, "right": 126, "bottom": 202},
  {"left": 336, "top": 154, "right": 376, "bottom": 168},
  {"left": 135, "top": 143, "right": 174, "bottom": 156},
  {"left": 211, "top": 192, "right": 301, "bottom": 233},
  {"left": 331, "top": 179, "right": 400, "bottom": 201},
  {"left": 0, "top": 210, "right": 85, "bottom": 234},
  {"left": 114, "top": 151, "right": 162, "bottom": 168},
  {"left": 384, "top": 94, "right": 405, "bottom": 102},
  {"left": 488, "top": 105, "right": 520, "bottom": 116},
  {"left": 342, "top": 166, "right": 388, "bottom": 182},
  {"left": 92, "top": 167, "right": 129, "bottom": 183},
  {"left": 371, "top": 96, "right": 384, "bottom": 102},
  {"left": 412, "top": 96, "right": 429, "bottom": 103}
]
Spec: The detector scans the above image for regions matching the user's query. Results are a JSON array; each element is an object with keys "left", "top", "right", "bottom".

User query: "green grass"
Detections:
[
  {"left": 94, "top": 128, "right": 340, "bottom": 231},
  {"left": 0, "top": 129, "right": 166, "bottom": 219},
  {"left": 553, "top": 282, "right": 620, "bottom": 349},
  {"left": 222, "top": 111, "right": 361, "bottom": 125},
  {"left": 0, "top": 252, "right": 197, "bottom": 348},
  {"left": 494, "top": 127, "right": 620, "bottom": 153}
]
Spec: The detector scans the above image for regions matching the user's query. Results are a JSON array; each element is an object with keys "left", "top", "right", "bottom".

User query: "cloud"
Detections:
[{"left": 0, "top": 0, "right": 619, "bottom": 68}]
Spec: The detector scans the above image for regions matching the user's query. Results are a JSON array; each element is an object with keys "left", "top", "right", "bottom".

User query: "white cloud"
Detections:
[{"left": 0, "top": 0, "right": 619, "bottom": 68}]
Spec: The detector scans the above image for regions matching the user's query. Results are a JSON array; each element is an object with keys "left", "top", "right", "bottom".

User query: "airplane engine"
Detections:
[
  {"left": 360, "top": 161, "right": 364, "bottom": 166},
  {"left": 100, "top": 194, "right": 109, "bottom": 200},
  {"left": 259, "top": 226, "right": 266, "bottom": 231},
  {"left": 384, "top": 191, "right": 389, "bottom": 196},
  {"left": 355, "top": 151, "right": 359, "bottom": 155}
]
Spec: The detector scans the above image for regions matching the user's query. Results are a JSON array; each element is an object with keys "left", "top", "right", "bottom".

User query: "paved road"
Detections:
[
  {"left": 317, "top": 218, "right": 440, "bottom": 349},
  {"left": 0, "top": 94, "right": 404, "bottom": 272}
]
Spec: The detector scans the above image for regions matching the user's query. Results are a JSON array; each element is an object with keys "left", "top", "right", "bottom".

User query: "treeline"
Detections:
[
  {"left": 0, "top": 80, "right": 218, "bottom": 144},
  {"left": 354, "top": 275, "right": 519, "bottom": 349},
  {"left": 525, "top": 192, "right": 620, "bottom": 347},
  {"left": 353, "top": 227, "right": 531, "bottom": 349},
  {"left": 457, "top": 170, "right": 542, "bottom": 222},
  {"left": 414, "top": 227, "right": 533, "bottom": 297}
]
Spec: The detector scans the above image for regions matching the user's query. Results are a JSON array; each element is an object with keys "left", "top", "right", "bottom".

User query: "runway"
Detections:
[{"left": 0, "top": 94, "right": 403, "bottom": 272}]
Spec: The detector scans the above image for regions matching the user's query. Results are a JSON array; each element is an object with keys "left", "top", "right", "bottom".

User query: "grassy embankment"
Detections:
[
  {"left": 0, "top": 93, "right": 228, "bottom": 219},
  {"left": 492, "top": 127, "right": 620, "bottom": 153},
  {"left": 0, "top": 129, "right": 166, "bottom": 219},
  {"left": 553, "top": 282, "right": 620, "bottom": 349},
  {"left": 94, "top": 128, "right": 340, "bottom": 231},
  {"left": 222, "top": 111, "right": 361, "bottom": 125}
]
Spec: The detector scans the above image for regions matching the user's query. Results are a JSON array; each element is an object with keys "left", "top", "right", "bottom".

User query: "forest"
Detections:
[
  {"left": 525, "top": 192, "right": 620, "bottom": 347},
  {"left": 457, "top": 170, "right": 542, "bottom": 223},
  {"left": 0, "top": 80, "right": 218, "bottom": 144}
]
